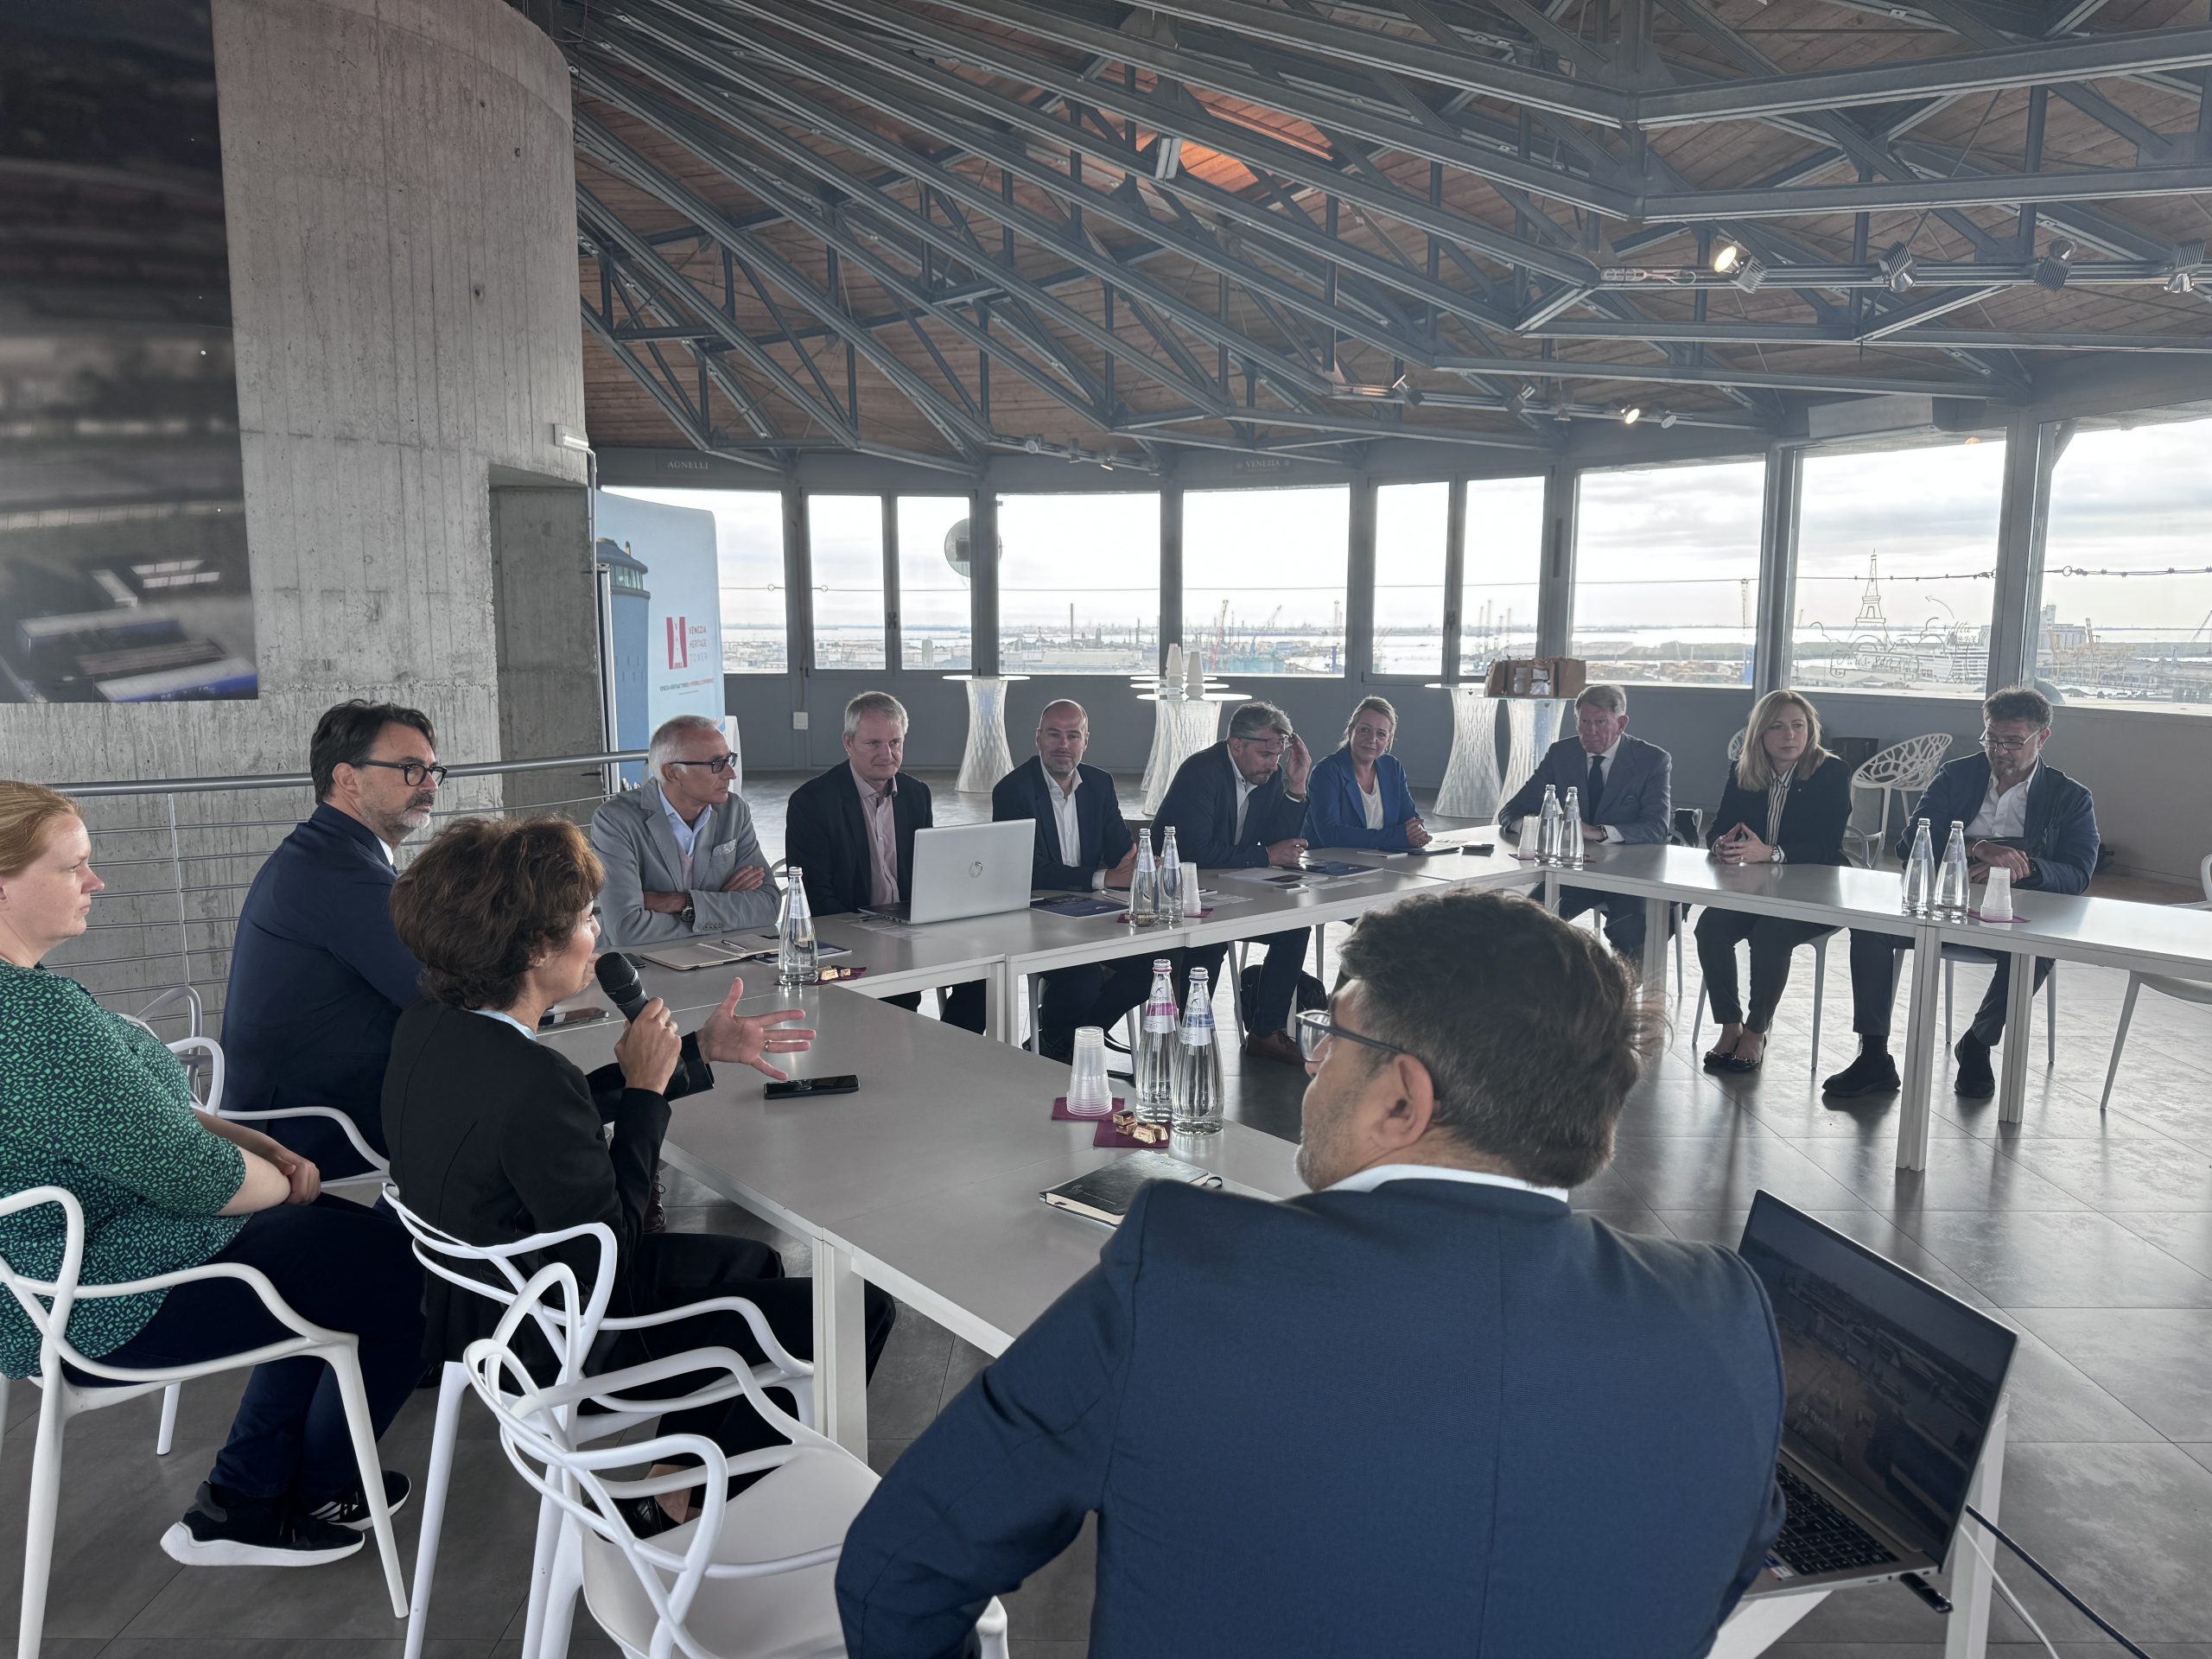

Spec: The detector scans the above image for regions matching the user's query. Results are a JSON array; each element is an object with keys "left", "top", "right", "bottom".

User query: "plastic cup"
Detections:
[
  {"left": 1981, "top": 865, "right": 2014, "bottom": 924},
  {"left": 1164, "top": 644, "right": 1185, "bottom": 688},
  {"left": 1185, "top": 653, "right": 1206, "bottom": 699},
  {"left": 1066, "top": 1027, "right": 1114, "bottom": 1117}
]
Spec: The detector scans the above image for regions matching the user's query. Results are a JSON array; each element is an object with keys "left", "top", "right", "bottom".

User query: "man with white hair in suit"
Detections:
[{"left": 592, "top": 714, "right": 779, "bottom": 949}]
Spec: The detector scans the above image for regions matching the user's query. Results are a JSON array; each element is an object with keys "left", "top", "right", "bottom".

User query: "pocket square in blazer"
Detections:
[{"left": 713, "top": 839, "right": 739, "bottom": 855}]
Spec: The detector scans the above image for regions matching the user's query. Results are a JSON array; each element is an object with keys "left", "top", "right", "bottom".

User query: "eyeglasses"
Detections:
[
  {"left": 669, "top": 753, "right": 738, "bottom": 774},
  {"left": 1980, "top": 731, "right": 2040, "bottom": 754},
  {"left": 1294, "top": 1007, "right": 1426, "bottom": 1070},
  {"left": 353, "top": 760, "right": 448, "bottom": 787}
]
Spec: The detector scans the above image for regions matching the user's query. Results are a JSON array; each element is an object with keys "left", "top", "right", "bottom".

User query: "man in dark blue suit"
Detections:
[
  {"left": 1497, "top": 683, "right": 1673, "bottom": 957},
  {"left": 1826, "top": 685, "right": 2100, "bottom": 1101},
  {"left": 784, "top": 690, "right": 985, "bottom": 1033},
  {"left": 1154, "top": 700, "right": 1313, "bottom": 1066},
  {"left": 836, "top": 887, "right": 1787, "bottom": 1658},
  {"left": 221, "top": 701, "right": 444, "bottom": 1177},
  {"left": 992, "top": 699, "right": 1147, "bottom": 1063}
]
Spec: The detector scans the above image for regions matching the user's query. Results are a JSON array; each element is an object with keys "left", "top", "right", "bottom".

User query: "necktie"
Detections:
[{"left": 1585, "top": 752, "right": 1605, "bottom": 817}]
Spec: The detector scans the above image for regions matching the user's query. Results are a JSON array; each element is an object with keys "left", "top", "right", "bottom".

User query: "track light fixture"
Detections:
[
  {"left": 1658, "top": 410, "right": 1680, "bottom": 429},
  {"left": 1621, "top": 404, "right": 1643, "bottom": 425},
  {"left": 1878, "top": 243, "right": 1916, "bottom": 294},
  {"left": 1153, "top": 135, "right": 1183, "bottom": 181},
  {"left": 1712, "top": 242, "right": 1744, "bottom": 275},
  {"left": 1730, "top": 257, "right": 1767, "bottom": 293},
  {"left": 2032, "top": 237, "right": 2078, "bottom": 292}
]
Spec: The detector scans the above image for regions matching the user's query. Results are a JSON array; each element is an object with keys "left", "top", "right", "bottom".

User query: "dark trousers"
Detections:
[
  {"left": 596, "top": 1232, "right": 894, "bottom": 1465},
  {"left": 1034, "top": 956, "right": 1155, "bottom": 1063},
  {"left": 887, "top": 983, "right": 988, "bottom": 1033},
  {"left": 1558, "top": 887, "right": 1648, "bottom": 958},
  {"left": 83, "top": 1196, "right": 423, "bottom": 1506},
  {"left": 264, "top": 1101, "right": 387, "bottom": 1183},
  {"left": 1695, "top": 910, "right": 1836, "bottom": 1032},
  {"left": 1181, "top": 930, "right": 1310, "bottom": 1037},
  {"left": 1847, "top": 931, "right": 2052, "bottom": 1047}
]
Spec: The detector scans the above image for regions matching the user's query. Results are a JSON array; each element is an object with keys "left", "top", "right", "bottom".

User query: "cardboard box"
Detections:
[{"left": 1483, "top": 657, "right": 1589, "bottom": 699}]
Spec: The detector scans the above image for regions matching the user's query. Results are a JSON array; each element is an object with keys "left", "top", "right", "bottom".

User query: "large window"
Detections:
[
  {"left": 1184, "top": 485, "right": 1350, "bottom": 676},
  {"left": 1795, "top": 439, "right": 2005, "bottom": 697},
  {"left": 1372, "top": 482, "right": 1447, "bottom": 677},
  {"left": 602, "top": 486, "right": 786, "bottom": 671},
  {"left": 1000, "top": 493, "right": 1160, "bottom": 672},
  {"left": 1461, "top": 476, "right": 1544, "bottom": 678},
  {"left": 895, "top": 496, "right": 972, "bottom": 671},
  {"left": 2037, "top": 412, "right": 2212, "bottom": 713},
  {"left": 808, "top": 494, "right": 887, "bottom": 670},
  {"left": 1572, "top": 461, "right": 1764, "bottom": 686}
]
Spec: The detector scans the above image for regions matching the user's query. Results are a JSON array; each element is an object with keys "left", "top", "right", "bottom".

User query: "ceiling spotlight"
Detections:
[
  {"left": 2033, "top": 237, "right": 2078, "bottom": 292},
  {"left": 1553, "top": 404, "right": 1573, "bottom": 424},
  {"left": 1712, "top": 241, "right": 1744, "bottom": 275},
  {"left": 1621, "top": 404, "right": 1643, "bottom": 425},
  {"left": 1658, "top": 410, "right": 1680, "bottom": 429},
  {"left": 1730, "top": 257, "right": 1768, "bottom": 293},
  {"left": 1878, "top": 242, "right": 1916, "bottom": 294},
  {"left": 1518, "top": 382, "right": 1541, "bottom": 402},
  {"left": 2168, "top": 270, "right": 2197, "bottom": 295},
  {"left": 1153, "top": 135, "right": 1184, "bottom": 181},
  {"left": 2162, "top": 242, "right": 2203, "bottom": 295}
]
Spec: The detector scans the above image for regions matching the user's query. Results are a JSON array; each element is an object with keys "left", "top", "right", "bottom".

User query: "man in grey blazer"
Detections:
[
  {"left": 1497, "top": 683, "right": 1672, "bottom": 958},
  {"left": 592, "top": 714, "right": 780, "bottom": 948}
]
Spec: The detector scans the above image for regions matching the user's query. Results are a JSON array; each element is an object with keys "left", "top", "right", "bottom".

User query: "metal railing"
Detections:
[{"left": 41, "top": 751, "right": 645, "bottom": 1037}]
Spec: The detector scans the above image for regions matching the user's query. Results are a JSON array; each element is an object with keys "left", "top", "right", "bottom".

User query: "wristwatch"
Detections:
[
  {"left": 682, "top": 899, "right": 696, "bottom": 928},
  {"left": 1770, "top": 848, "right": 1787, "bottom": 864}
]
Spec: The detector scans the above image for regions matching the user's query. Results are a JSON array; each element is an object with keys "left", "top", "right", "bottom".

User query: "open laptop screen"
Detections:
[{"left": 1738, "top": 1193, "right": 2016, "bottom": 1567}]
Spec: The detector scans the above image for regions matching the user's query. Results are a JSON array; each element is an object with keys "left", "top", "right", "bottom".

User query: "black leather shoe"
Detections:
[
  {"left": 1954, "top": 1034, "right": 1996, "bottom": 1099},
  {"left": 1821, "top": 1050, "right": 1900, "bottom": 1099}
]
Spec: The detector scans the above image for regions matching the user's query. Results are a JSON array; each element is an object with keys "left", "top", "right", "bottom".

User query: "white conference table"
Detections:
[{"left": 543, "top": 982, "right": 1300, "bottom": 1452}]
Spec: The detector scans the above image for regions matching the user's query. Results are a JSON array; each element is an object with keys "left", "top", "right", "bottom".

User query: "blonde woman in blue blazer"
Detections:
[{"left": 1304, "top": 696, "right": 1433, "bottom": 851}]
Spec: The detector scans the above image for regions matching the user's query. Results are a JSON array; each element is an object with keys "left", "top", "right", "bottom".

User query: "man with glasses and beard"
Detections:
[
  {"left": 836, "top": 889, "right": 1786, "bottom": 1658},
  {"left": 222, "top": 700, "right": 450, "bottom": 1177},
  {"left": 1823, "top": 685, "right": 2100, "bottom": 1102},
  {"left": 592, "top": 714, "right": 779, "bottom": 948}
]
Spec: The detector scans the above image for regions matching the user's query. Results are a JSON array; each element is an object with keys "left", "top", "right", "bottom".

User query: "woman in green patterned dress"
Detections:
[{"left": 0, "top": 781, "right": 422, "bottom": 1568}]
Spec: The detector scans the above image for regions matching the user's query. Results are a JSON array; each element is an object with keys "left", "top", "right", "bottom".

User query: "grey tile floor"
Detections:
[{"left": 4, "top": 771, "right": 2209, "bottom": 1655}]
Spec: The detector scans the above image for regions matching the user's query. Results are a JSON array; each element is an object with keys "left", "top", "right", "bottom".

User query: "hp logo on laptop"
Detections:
[{"left": 968, "top": 860, "right": 985, "bottom": 879}]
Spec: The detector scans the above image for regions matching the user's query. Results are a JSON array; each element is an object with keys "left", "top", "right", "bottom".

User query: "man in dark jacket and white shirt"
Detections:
[
  {"left": 991, "top": 699, "right": 1143, "bottom": 1062},
  {"left": 1825, "top": 684, "right": 2101, "bottom": 1101},
  {"left": 835, "top": 887, "right": 1788, "bottom": 1658},
  {"left": 591, "top": 713, "right": 778, "bottom": 949},
  {"left": 1497, "top": 683, "right": 1673, "bottom": 958}
]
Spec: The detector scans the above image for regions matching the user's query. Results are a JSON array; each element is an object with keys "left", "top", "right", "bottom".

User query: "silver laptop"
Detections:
[
  {"left": 1737, "top": 1192, "right": 2016, "bottom": 1598},
  {"left": 863, "top": 819, "right": 1035, "bottom": 925}
]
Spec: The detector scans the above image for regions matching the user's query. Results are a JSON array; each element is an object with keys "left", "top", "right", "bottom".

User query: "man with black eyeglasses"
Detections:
[
  {"left": 1824, "top": 685, "right": 2101, "bottom": 1102},
  {"left": 592, "top": 713, "right": 778, "bottom": 948},
  {"left": 222, "top": 699, "right": 450, "bottom": 1177},
  {"left": 837, "top": 888, "right": 1787, "bottom": 1657}
]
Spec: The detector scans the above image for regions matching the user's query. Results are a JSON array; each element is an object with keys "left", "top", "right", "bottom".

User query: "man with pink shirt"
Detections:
[{"left": 783, "top": 691, "right": 985, "bottom": 1032}]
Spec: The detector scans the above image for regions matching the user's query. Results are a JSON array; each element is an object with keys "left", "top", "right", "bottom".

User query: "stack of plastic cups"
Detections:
[
  {"left": 1163, "top": 644, "right": 1185, "bottom": 696},
  {"left": 1066, "top": 1027, "right": 1114, "bottom": 1117},
  {"left": 1980, "top": 865, "right": 2015, "bottom": 923}
]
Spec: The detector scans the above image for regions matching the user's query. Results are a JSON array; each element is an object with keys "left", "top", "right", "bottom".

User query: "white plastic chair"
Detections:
[
  {"left": 146, "top": 1033, "right": 390, "bottom": 1458},
  {"left": 1942, "top": 951, "right": 2058, "bottom": 1069},
  {"left": 381, "top": 1186, "right": 813, "bottom": 1659},
  {"left": 1846, "top": 734, "right": 1953, "bottom": 868},
  {"left": 462, "top": 1263, "right": 1008, "bottom": 1659},
  {"left": 1689, "top": 931, "right": 1834, "bottom": 1079},
  {"left": 2099, "top": 854, "right": 2212, "bottom": 1112},
  {"left": 0, "top": 1185, "right": 407, "bottom": 1658}
]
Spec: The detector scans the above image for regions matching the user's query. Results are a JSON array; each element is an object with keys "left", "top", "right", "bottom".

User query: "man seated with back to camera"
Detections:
[
  {"left": 1154, "top": 699, "right": 1314, "bottom": 1066},
  {"left": 220, "top": 699, "right": 447, "bottom": 1177},
  {"left": 382, "top": 816, "right": 894, "bottom": 1536},
  {"left": 1497, "top": 683, "right": 1673, "bottom": 959},
  {"left": 592, "top": 713, "right": 779, "bottom": 949},
  {"left": 783, "top": 691, "right": 985, "bottom": 1033},
  {"left": 992, "top": 699, "right": 1147, "bottom": 1063},
  {"left": 1824, "top": 685, "right": 2099, "bottom": 1103},
  {"left": 835, "top": 887, "right": 1786, "bottom": 1658}
]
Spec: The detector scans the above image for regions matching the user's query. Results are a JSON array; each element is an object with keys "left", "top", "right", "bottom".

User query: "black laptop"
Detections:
[{"left": 1737, "top": 1192, "right": 2017, "bottom": 1597}]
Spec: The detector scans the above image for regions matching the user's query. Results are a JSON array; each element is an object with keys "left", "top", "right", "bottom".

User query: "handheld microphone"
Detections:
[{"left": 594, "top": 951, "right": 650, "bottom": 1022}]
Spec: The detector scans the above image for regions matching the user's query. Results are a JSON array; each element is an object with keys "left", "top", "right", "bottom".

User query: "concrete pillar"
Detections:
[{"left": 7, "top": 0, "right": 588, "bottom": 1019}]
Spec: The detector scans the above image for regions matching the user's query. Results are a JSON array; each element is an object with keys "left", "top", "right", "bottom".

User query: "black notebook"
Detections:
[{"left": 1040, "top": 1153, "right": 1224, "bottom": 1225}]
